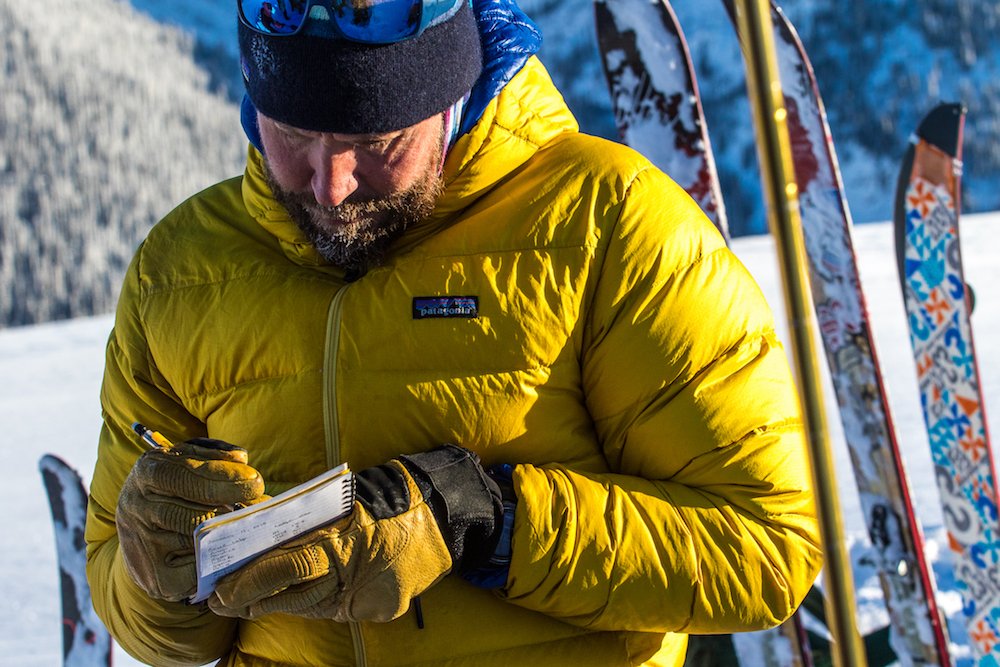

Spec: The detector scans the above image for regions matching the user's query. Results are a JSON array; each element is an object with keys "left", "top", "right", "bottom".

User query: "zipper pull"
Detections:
[{"left": 414, "top": 596, "right": 424, "bottom": 629}]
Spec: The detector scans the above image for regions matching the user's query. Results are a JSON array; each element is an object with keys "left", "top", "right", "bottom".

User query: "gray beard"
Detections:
[{"left": 263, "top": 163, "right": 443, "bottom": 276}]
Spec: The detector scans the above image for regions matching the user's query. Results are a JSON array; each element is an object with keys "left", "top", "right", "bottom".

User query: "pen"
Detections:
[{"left": 132, "top": 422, "right": 175, "bottom": 450}]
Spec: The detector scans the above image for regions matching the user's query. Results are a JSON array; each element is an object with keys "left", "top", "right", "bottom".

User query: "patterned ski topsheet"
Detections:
[
  {"left": 719, "top": 1, "right": 952, "bottom": 664},
  {"left": 39, "top": 454, "right": 113, "bottom": 667},
  {"left": 594, "top": 0, "right": 729, "bottom": 242},
  {"left": 759, "top": 4, "right": 953, "bottom": 666},
  {"left": 896, "top": 103, "right": 999, "bottom": 665}
]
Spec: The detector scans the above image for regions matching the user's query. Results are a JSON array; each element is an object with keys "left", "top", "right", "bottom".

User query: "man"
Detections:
[{"left": 85, "top": 0, "right": 822, "bottom": 665}]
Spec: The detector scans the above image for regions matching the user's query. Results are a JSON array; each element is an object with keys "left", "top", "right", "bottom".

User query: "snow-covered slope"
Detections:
[{"left": 0, "top": 0, "right": 245, "bottom": 327}]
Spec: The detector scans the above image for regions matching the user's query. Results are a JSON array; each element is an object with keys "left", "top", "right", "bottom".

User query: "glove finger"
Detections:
[
  {"left": 134, "top": 448, "right": 264, "bottom": 506},
  {"left": 335, "top": 570, "right": 417, "bottom": 623},
  {"left": 118, "top": 528, "right": 198, "bottom": 601},
  {"left": 117, "top": 475, "right": 220, "bottom": 541},
  {"left": 156, "top": 561, "right": 197, "bottom": 602},
  {"left": 131, "top": 491, "right": 274, "bottom": 536},
  {"left": 210, "top": 575, "right": 341, "bottom": 620},
  {"left": 206, "top": 596, "right": 242, "bottom": 618},
  {"left": 212, "top": 540, "right": 335, "bottom": 610},
  {"left": 179, "top": 438, "right": 251, "bottom": 464},
  {"left": 117, "top": 501, "right": 197, "bottom": 562},
  {"left": 133, "top": 493, "right": 231, "bottom": 535}
]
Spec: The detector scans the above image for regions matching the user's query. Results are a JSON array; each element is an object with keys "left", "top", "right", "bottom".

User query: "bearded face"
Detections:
[
  {"left": 263, "top": 162, "right": 443, "bottom": 274},
  {"left": 257, "top": 112, "right": 446, "bottom": 274}
]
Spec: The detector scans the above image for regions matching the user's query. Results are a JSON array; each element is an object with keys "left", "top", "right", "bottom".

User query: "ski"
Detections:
[
  {"left": 594, "top": 0, "right": 730, "bottom": 243},
  {"left": 594, "top": 2, "right": 808, "bottom": 665},
  {"left": 717, "top": 2, "right": 955, "bottom": 665},
  {"left": 39, "top": 454, "right": 113, "bottom": 667},
  {"left": 894, "top": 103, "right": 999, "bottom": 664}
]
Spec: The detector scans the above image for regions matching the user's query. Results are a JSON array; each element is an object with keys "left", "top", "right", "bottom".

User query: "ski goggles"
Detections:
[{"left": 238, "top": 0, "right": 467, "bottom": 44}]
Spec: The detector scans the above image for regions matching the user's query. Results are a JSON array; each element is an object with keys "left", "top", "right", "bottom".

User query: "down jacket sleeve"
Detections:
[
  {"left": 85, "top": 247, "right": 238, "bottom": 666},
  {"left": 501, "top": 166, "right": 823, "bottom": 634}
]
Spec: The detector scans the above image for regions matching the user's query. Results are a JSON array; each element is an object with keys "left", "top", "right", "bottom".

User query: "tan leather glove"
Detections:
[
  {"left": 116, "top": 438, "right": 266, "bottom": 602},
  {"left": 208, "top": 444, "right": 505, "bottom": 623}
]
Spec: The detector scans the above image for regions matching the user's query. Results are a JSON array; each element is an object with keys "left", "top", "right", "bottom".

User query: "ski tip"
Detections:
[
  {"left": 38, "top": 453, "right": 82, "bottom": 479},
  {"left": 39, "top": 452, "right": 68, "bottom": 472},
  {"left": 916, "top": 102, "right": 967, "bottom": 157}
]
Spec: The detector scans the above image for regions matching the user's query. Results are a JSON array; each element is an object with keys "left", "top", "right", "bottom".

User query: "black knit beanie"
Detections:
[{"left": 239, "top": 1, "right": 483, "bottom": 135}]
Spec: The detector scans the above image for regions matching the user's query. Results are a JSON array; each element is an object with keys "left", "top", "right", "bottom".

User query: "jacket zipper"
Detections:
[
  {"left": 322, "top": 285, "right": 369, "bottom": 667},
  {"left": 323, "top": 286, "right": 349, "bottom": 469}
]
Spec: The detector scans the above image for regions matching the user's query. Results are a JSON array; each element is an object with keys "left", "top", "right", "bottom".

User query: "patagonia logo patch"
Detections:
[{"left": 412, "top": 296, "right": 479, "bottom": 320}]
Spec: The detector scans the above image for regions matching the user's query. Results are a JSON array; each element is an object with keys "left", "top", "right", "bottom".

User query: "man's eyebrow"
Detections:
[{"left": 272, "top": 120, "right": 402, "bottom": 143}]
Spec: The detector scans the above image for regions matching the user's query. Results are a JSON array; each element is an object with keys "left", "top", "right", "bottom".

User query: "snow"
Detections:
[{"left": 0, "top": 212, "right": 994, "bottom": 665}]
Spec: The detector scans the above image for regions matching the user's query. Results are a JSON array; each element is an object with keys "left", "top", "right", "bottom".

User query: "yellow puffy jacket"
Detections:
[{"left": 86, "top": 57, "right": 821, "bottom": 667}]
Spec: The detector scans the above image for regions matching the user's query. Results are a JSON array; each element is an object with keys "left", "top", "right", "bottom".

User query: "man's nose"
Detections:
[{"left": 310, "top": 142, "right": 360, "bottom": 208}]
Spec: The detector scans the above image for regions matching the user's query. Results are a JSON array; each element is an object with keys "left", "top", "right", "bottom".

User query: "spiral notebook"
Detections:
[{"left": 191, "top": 463, "right": 355, "bottom": 603}]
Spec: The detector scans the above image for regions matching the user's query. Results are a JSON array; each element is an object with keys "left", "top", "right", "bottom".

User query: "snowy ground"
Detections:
[{"left": 0, "top": 213, "right": 995, "bottom": 666}]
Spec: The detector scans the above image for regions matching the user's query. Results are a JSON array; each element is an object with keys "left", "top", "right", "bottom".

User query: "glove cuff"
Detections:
[
  {"left": 399, "top": 445, "right": 504, "bottom": 574},
  {"left": 463, "top": 463, "right": 516, "bottom": 589}
]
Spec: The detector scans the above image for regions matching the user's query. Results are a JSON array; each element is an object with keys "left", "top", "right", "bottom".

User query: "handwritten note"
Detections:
[{"left": 191, "top": 463, "right": 354, "bottom": 603}]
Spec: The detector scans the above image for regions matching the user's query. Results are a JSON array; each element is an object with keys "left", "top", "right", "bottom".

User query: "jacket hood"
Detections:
[{"left": 435, "top": 56, "right": 578, "bottom": 217}]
